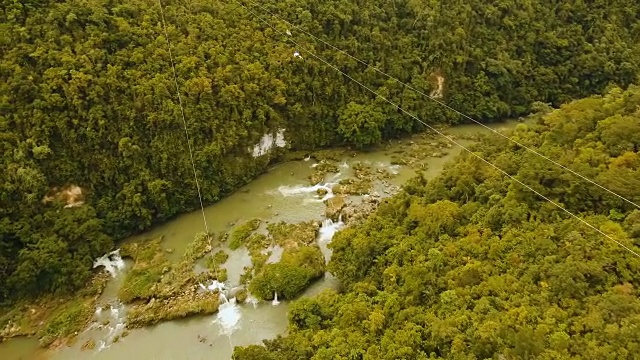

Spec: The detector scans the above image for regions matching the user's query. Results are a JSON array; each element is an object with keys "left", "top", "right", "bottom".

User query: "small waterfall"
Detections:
[
  {"left": 272, "top": 292, "right": 280, "bottom": 306},
  {"left": 245, "top": 294, "right": 259, "bottom": 309},
  {"left": 215, "top": 297, "right": 241, "bottom": 336},
  {"left": 200, "top": 279, "right": 241, "bottom": 336},
  {"left": 199, "top": 279, "right": 226, "bottom": 292},
  {"left": 93, "top": 249, "right": 125, "bottom": 277},
  {"left": 110, "top": 304, "right": 119, "bottom": 318},
  {"left": 319, "top": 216, "right": 345, "bottom": 242},
  {"left": 318, "top": 216, "right": 346, "bottom": 264},
  {"left": 93, "top": 301, "right": 126, "bottom": 351},
  {"left": 340, "top": 161, "right": 349, "bottom": 169},
  {"left": 199, "top": 280, "right": 230, "bottom": 304},
  {"left": 219, "top": 292, "right": 229, "bottom": 304},
  {"left": 277, "top": 182, "right": 337, "bottom": 202}
]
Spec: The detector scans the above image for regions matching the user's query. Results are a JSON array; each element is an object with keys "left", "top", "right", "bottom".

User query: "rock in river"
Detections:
[{"left": 324, "top": 195, "right": 346, "bottom": 221}]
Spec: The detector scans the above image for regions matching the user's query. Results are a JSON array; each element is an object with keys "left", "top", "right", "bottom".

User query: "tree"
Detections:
[{"left": 338, "top": 102, "right": 385, "bottom": 148}]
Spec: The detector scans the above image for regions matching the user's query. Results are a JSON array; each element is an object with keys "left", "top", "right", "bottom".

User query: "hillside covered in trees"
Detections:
[
  {"left": 233, "top": 85, "right": 640, "bottom": 359},
  {"left": 2, "top": 0, "right": 640, "bottom": 301}
]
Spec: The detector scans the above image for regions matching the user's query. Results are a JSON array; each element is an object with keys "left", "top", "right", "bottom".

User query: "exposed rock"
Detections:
[
  {"left": 309, "top": 172, "right": 325, "bottom": 185},
  {"left": 324, "top": 196, "right": 346, "bottom": 221},
  {"left": 341, "top": 198, "right": 380, "bottom": 226},
  {"left": 332, "top": 178, "right": 371, "bottom": 195},
  {"left": 429, "top": 72, "right": 445, "bottom": 99},
  {"left": 308, "top": 161, "right": 339, "bottom": 185},
  {"left": 43, "top": 185, "right": 85, "bottom": 208},
  {"left": 81, "top": 339, "right": 96, "bottom": 351},
  {"left": 235, "top": 288, "right": 248, "bottom": 303},
  {"left": 268, "top": 221, "right": 318, "bottom": 248}
]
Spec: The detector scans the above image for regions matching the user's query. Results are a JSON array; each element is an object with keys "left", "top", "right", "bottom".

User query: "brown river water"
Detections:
[{"left": 0, "top": 121, "right": 521, "bottom": 360}]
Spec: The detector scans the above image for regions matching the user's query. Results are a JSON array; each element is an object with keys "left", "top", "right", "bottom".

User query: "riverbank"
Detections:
[
  {"left": 0, "top": 273, "right": 109, "bottom": 349},
  {"left": 0, "top": 121, "right": 522, "bottom": 359}
]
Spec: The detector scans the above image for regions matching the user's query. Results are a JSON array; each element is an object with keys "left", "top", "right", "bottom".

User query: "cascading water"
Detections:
[
  {"left": 319, "top": 215, "right": 345, "bottom": 243},
  {"left": 244, "top": 294, "right": 259, "bottom": 309},
  {"left": 277, "top": 182, "right": 337, "bottom": 202},
  {"left": 92, "top": 249, "right": 125, "bottom": 277},
  {"left": 200, "top": 280, "right": 242, "bottom": 337},
  {"left": 215, "top": 297, "right": 241, "bottom": 337},
  {"left": 88, "top": 301, "right": 127, "bottom": 352},
  {"left": 200, "top": 280, "right": 226, "bottom": 292},
  {"left": 219, "top": 292, "right": 229, "bottom": 304},
  {"left": 316, "top": 215, "right": 346, "bottom": 265},
  {"left": 271, "top": 292, "right": 280, "bottom": 306}
]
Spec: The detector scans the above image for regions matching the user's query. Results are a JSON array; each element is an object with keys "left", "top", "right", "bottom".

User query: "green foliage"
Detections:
[
  {"left": 119, "top": 233, "right": 222, "bottom": 327},
  {"left": 37, "top": 299, "right": 92, "bottom": 347},
  {"left": 181, "top": 232, "right": 212, "bottom": 263},
  {"left": 2, "top": 0, "right": 640, "bottom": 302},
  {"left": 234, "top": 86, "right": 640, "bottom": 359},
  {"left": 229, "top": 219, "right": 261, "bottom": 250},
  {"left": 233, "top": 345, "right": 278, "bottom": 360},
  {"left": 249, "top": 246, "right": 325, "bottom": 300},
  {"left": 267, "top": 221, "right": 318, "bottom": 248},
  {"left": 4, "top": 206, "right": 112, "bottom": 299},
  {"left": 210, "top": 250, "right": 229, "bottom": 266},
  {"left": 338, "top": 102, "right": 385, "bottom": 148},
  {"left": 126, "top": 294, "right": 219, "bottom": 328},
  {"left": 0, "top": 273, "right": 108, "bottom": 346},
  {"left": 118, "top": 238, "right": 169, "bottom": 303}
]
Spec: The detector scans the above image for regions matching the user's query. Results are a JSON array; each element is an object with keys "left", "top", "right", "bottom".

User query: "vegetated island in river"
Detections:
[{"left": 0, "top": 122, "right": 479, "bottom": 349}]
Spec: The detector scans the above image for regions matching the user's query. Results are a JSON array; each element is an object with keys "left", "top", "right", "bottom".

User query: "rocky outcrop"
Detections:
[
  {"left": 42, "top": 185, "right": 85, "bottom": 208},
  {"left": 341, "top": 195, "right": 380, "bottom": 226},
  {"left": 324, "top": 196, "right": 346, "bottom": 221}
]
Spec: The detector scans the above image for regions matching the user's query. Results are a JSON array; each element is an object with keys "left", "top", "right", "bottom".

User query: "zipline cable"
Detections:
[
  {"left": 158, "top": 0, "right": 209, "bottom": 235},
  {"left": 241, "top": 0, "right": 640, "bottom": 210},
  {"left": 158, "top": 0, "right": 221, "bottom": 279},
  {"left": 234, "top": 0, "right": 640, "bottom": 259}
]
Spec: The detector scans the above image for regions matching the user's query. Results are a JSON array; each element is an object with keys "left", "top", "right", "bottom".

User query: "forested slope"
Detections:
[
  {"left": 233, "top": 85, "right": 640, "bottom": 359},
  {"left": 1, "top": 0, "right": 640, "bottom": 300}
]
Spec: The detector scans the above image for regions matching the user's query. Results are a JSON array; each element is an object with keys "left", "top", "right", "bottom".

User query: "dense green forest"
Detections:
[
  {"left": 233, "top": 85, "right": 640, "bottom": 359},
  {"left": 2, "top": 0, "right": 640, "bottom": 301}
]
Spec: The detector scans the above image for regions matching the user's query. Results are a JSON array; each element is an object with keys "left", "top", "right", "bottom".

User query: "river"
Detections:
[{"left": 0, "top": 121, "right": 521, "bottom": 360}]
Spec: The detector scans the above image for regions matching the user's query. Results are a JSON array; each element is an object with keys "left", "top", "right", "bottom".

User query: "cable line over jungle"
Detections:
[
  {"left": 233, "top": 0, "right": 640, "bottom": 259},
  {"left": 240, "top": 0, "right": 640, "bottom": 211}
]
